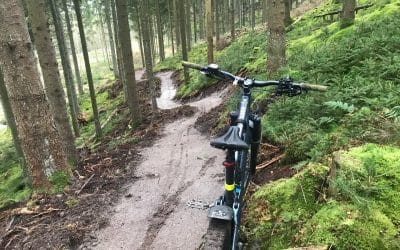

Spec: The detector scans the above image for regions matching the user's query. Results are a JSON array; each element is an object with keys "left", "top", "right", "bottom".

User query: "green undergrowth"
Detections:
[
  {"left": 246, "top": 144, "right": 400, "bottom": 249},
  {"left": 0, "top": 130, "right": 30, "bottom": 208},
  {"left": 76, "top": 60, "right": 125, "bottom": 146},
  {"left": 0, "top": 59, "right": 125, "bottom": 208},
  {"left": 265, "top": 0, "right": 400, "bottom": 163}
]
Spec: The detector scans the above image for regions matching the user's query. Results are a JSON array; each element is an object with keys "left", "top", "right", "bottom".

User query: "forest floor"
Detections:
[
  {"left": 0, "top": 70, "right": 281, "bottom": 249},
  {"left": 0, "top": 71, "right": 284, "bottom": 249}
]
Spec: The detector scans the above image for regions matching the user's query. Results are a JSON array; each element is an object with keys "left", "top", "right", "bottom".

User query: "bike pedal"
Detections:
[{"left": 208, "top": 205, "right": 233, "bottom": 221}]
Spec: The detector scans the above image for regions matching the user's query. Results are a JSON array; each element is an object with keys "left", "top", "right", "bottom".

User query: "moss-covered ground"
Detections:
[{"left": 246, "top": 144, "right": 400, "bottom": 249}]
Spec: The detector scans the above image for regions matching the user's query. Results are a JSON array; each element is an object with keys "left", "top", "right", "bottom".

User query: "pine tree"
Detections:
[
  {"left": 27, "top": 0, "right": 77, "bottom": 164},
  {"left": 73, "top": 0, "right": 102, "bottom": 137},
  {"left": 206, "top": 0, "right": 214, "bottom": 63},
  {"left": 115, "top": 0, "right": 142, "bottom": 123},
  {"left": 266, "top": 0, "right": 286, "bottom": 78},
  {"left": 0, "top": 0, "right": 69, "bottom": 189}
]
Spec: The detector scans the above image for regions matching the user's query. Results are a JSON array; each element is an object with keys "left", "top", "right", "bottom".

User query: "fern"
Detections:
[
  {"left": 384, "top": 106, "right": 400, "bottom": 122},
  {"left": 324, "top": 101, "right": 356, "bottom": 113}
]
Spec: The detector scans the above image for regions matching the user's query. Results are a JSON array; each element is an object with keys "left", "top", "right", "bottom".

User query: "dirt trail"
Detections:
[{"left": 93, "top": 72, "right": 227, "bottom": 249}]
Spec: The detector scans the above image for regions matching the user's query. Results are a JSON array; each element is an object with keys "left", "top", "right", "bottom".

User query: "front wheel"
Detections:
[{"left": 200, "top": 219, "right": 232, "bottom": 250}]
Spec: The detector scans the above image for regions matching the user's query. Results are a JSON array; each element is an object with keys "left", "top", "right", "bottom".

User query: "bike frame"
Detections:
[{"left": 222, "top": 86, "right": 261, "bottom": 249}]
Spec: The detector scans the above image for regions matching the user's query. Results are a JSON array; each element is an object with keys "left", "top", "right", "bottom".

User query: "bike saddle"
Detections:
[{"left": 210, "top": 126, "right": 249, "bottom": 150}]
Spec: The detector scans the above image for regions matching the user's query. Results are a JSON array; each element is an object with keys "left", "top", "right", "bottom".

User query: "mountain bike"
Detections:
[{"left": 182, "top": 61, "right": 327, "bottom": 250}]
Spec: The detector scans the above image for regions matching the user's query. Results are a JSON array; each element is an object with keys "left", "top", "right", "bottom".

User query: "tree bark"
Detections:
[
  {"left": 215, "top": 0, "right": 221, "bottom": 44},
  {"left": 168, "top": 0, "right": 175, "bottom": 55},
  {"left": 199, "top": 0, "right": 204, "bottom": 40},
  {"left": 173, "top": 0, "right": 181, "bottom": 49},
  {"left": 266, "top": 0, "right": 286, "bottom": 78},
  {"left": 73, "top": 0, "right": 102, "bottom": 137},
  {"left": 251, "top": 0, "right": 255, "bottom": 30},
  {"left": 186, "top": 0, "right": 192, "bottom": 51},
  {"left": 104, "top": 0, "right": 119, "bottom": 78},
  {"left": 284, "top": 0, "right": 292, "bottom": 26},
  {"left": 341, "top": 0, "right": 356, "bottom": 27},
  {"left": 115, "top": 0, "right": 142, "bottom": 123},
  {"left": 193, "top": 0, "right": 197, "bottom": 43},
  {"left": 96, "top": 1, "right": 111, "bottom": 68},
  {"left": 139, "top": 0, "right": 158, "bottom": 112},
  {"left": 49, "top": 0, "right": 80, "bottom": 139},
  {"left": 63, "top": 0, "right": 84, "bottom": 96},
  {"left": 0, "top": 0, "right": 69, "bottom": 190},
  {"left": 0, "top": 68, "right": 27, "bottom": 182},
  {"left": 132, "top": 4, "right": 145, "bottom": 68},
  {"left": 206, "top": 0, "right": 214, "bottom": 63},
  {"left": 179, "top": 0, "right": 190, "bottom": 83},
  {"left": 28, "top": 0, "right": 77, "bottom": 164},
  {"left": 230, "top": 0, "right": 235, "bottom": 40},
  {"left": 156, "top": 0, "right": 165, "bottom": 61}
]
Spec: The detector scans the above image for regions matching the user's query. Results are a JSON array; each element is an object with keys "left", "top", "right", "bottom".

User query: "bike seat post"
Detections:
[{"left": 223, "top": 150, "right": 235, "bottom": 207}]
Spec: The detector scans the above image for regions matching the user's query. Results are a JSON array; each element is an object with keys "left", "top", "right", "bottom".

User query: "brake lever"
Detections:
[{"left": 275, "top": 77, "right": 302, "bottom": 96}]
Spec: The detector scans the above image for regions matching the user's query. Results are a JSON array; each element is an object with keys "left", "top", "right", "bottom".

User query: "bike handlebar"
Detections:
[{"left": 182, "top": 61, "right": 328, "bottom": 92}]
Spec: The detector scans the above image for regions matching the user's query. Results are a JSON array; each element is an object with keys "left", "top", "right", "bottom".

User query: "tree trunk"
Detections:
[
  {"left": 0, "top": 68, "right": 27, "bottom": 182},
  {"left": 72, "top": 0, "right": 102, "bottom": 137},
  {"left": 133, "top": 4, "right": 146, "bottom": 68},
  {"left": 115, "top": 0, "right": 142, "bottom": 123},
  {"left": 96, "top": 1, "right": 111, "bottom": 68},
  {"left": 266, "top": 0, "right": 286, "bottom": 78},
  {"left": 262, "top": 0, "right": 267, "bottom": 23},
  {"left": 186, "top": 0, "right": 192, "bottom": 51},
  {"left": 206, "top": 0, "right": 214, "bottom": 63},
  {"left": 216, "top": 0, "right": 220, "bottom": 44},
  {"left": 156, "top": 0, "right": 165, "bottom": 61},
  {"left": 284, "top": 0, "right": 292, "bottom": 26},
  {"left": 179, "top": 0, "right": 190, "bottom": 83},
  {"left": 230, "top": 0, "right": 235, "bottom": 40},
  {"left": 139, "top": 0, "right": 158, "bottom": 112},
  {"left": 199, "top": 0, "right": 204, "bottom": 40},
  {"left": 341, "top": 0, "right": 356, "bottom": 27},
  {"left": 250, "top": 0, "right": 255, "bottom": 30},
  {"left": 28, "top": 0, "right": 77, "bottom": 165},
  {"left": 168, "top": 0, "right": 175, "bottom": 55},
  {"left": 104, "top": 0, "right": 119, "bottom": 78},
  {"left": 63, "top": 0, "right": 84, "bottom": 96},
  {"left": 0, "top": 0, "right": 69, "bottom": 190},
  {"left": 49, "top": 0, "right": 80, "bottom": 139},
  {"left": 193, "top": 0, "right": 197, "bottom": 43},
  {"left": 111, "top": 0, "right": 125, "bottom": 84},
  {"left": 173, "top": 0, "right": 181, "bottom": 49}
]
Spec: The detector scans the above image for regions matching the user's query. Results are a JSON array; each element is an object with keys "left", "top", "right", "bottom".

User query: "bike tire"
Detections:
[{"left": 200, "top": 218, "right": 232, "bottom": 250}]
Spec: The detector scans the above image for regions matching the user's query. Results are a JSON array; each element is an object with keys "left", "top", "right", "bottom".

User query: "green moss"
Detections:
[
  {"left": 247, "top": 144, "right": 400, "bottom": 249},
  {"left": 49, "top": 170, "right": 70, "bottom": 193},
  {"left": 248, "top": 163, "right": 329, "bottom": 249}
]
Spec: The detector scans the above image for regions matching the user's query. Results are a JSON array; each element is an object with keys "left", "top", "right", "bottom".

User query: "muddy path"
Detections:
[{"left": 92, "top": 72, "right": 228, "bottom": 249}]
